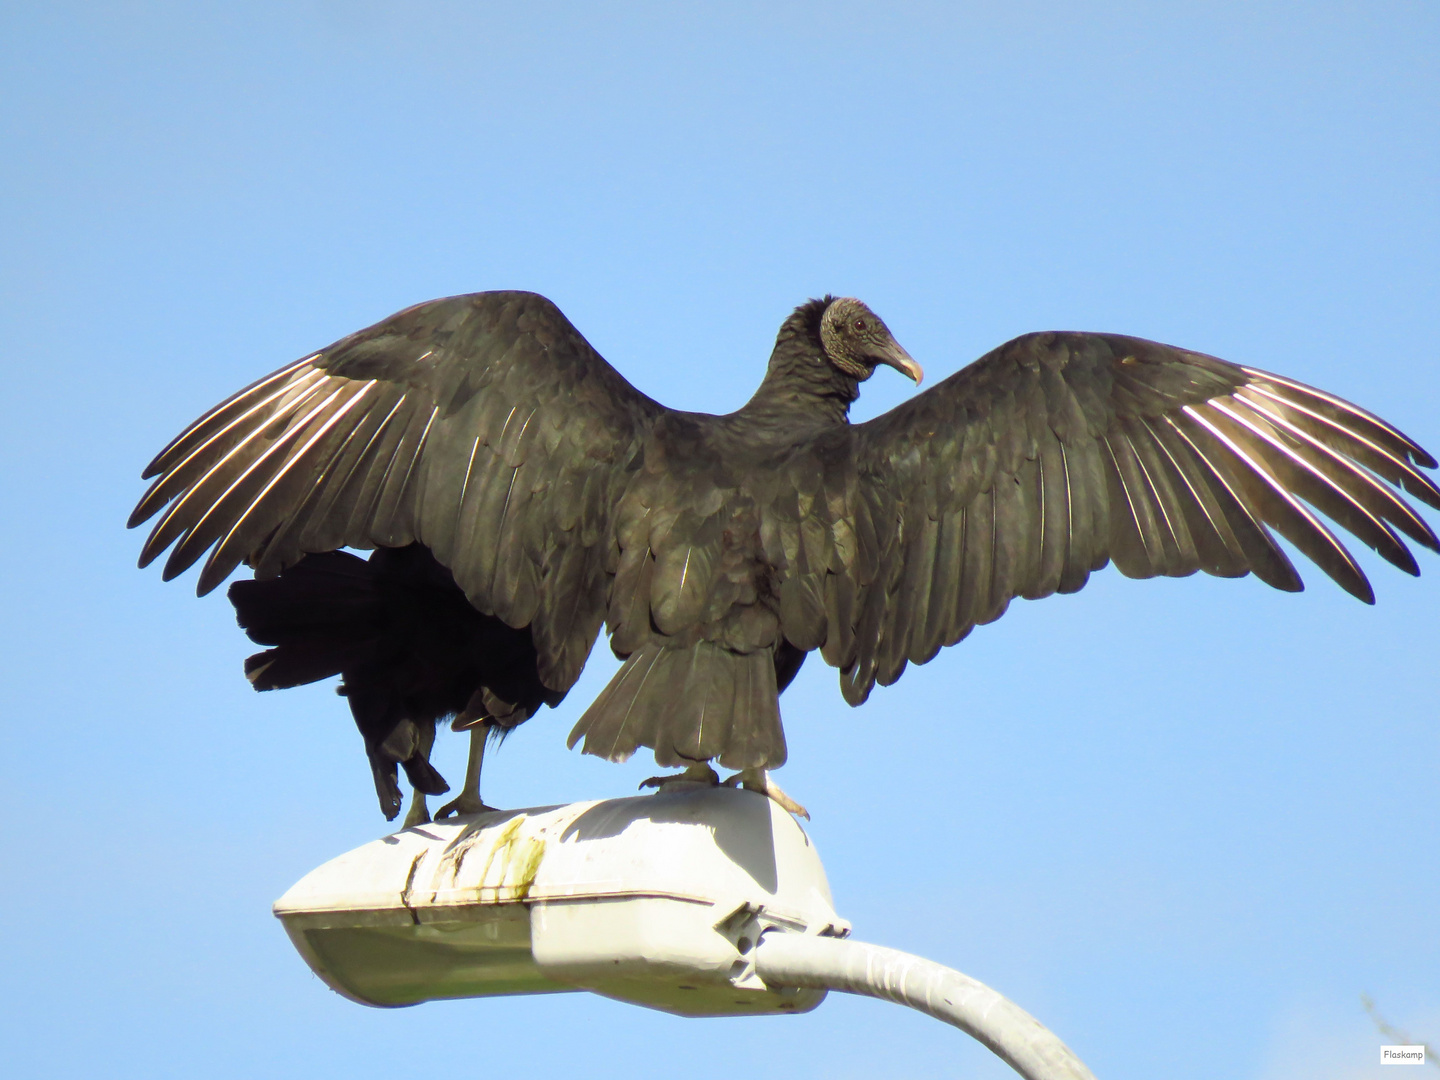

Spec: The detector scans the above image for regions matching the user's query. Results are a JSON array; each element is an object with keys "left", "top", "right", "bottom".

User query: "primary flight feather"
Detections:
[{"left": 130, "top": 291, "right": 1440, "bottom": 821}]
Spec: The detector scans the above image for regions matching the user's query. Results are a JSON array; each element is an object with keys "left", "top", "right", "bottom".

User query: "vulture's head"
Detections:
[{"left": 819, "top": 297, "right": 924, "bottom": 385}]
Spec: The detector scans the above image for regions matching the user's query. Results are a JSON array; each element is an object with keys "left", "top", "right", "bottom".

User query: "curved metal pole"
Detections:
[{"left": 754, "top": 933, "right": 1097, "bottom": 1080}]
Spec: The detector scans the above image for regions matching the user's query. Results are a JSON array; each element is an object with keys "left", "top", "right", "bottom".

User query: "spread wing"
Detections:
[
  {"left": 766, "top": 332, "right": 1440, "bottom": 704},
  {"left": 129, "top": 290, "right": 664, "bottom": 693}
]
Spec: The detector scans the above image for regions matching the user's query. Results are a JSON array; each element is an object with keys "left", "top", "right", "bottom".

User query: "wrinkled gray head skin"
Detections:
[{"left": 819, "top": 297, "right": 924, "bottom": 385}]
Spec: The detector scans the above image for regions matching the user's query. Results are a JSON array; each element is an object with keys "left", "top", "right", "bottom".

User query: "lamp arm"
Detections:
[{"left": 754, "top": 932, "right": 1097, "bottom": 1080}]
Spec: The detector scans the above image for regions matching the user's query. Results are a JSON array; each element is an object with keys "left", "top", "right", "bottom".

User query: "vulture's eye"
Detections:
[{"left": 853, "top": 318, "right": 867, "bottom": 331}]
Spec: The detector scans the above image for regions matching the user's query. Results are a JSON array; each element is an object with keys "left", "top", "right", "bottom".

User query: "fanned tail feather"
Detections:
[
  {"left": 228, "top": 550, "right": 378, "bottom": 690},
  {"left": 568, "top": 640, "right": 786, "bottom": 771}
]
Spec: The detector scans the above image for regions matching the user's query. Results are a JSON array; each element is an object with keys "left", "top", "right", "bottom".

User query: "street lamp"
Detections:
[{"left": 276, "top": 785, "right": 1096, "bottom": 1080}]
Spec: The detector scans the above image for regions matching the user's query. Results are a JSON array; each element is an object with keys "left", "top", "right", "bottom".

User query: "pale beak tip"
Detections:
[{"left": 880, "top": 342, "right": 923, "bottom": 385}]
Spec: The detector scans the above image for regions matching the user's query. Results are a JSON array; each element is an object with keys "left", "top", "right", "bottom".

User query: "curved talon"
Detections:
[
  {"left": 724, "top": 768, "right": 810, "bottom": 820},
  {"left": 435, "top": 793, "right": 500, "bottom": 819},
  {"left": 640, "top": 763, "right": 720, "bottom": 790}
]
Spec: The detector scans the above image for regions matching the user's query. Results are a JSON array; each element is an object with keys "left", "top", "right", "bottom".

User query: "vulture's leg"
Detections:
[
  {"left": 400, "top": 721, "right": 439, "bottom": 829},
  {"left": 724, "top": 768, "right": 809, "bottom": 820},
  {"left": 640, "top": 762, "right": 720, "bottom": 790},
  {"left": 436, "top": 726, "right": 500, "bottom": 818},
  {"left": 402, "top": 791, "right": 430, "bottom": 829}
]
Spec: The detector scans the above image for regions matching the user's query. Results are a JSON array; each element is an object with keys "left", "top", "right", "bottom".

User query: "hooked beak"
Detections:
[{"left": 878, "top": 341, "right": 924, "bottom": 386}]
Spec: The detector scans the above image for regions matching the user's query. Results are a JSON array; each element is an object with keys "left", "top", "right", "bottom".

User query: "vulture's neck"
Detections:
[{"left": 733, "top": 303, "right": 859, "bottom": 430}]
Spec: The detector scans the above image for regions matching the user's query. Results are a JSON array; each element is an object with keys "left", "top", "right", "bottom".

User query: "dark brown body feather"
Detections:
[{"left": 130, "top": 291, "right": 1440, "bottom": 814}]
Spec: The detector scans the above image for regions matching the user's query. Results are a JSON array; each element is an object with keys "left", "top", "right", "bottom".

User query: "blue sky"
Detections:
[{"left": 2, "top": 3, "right": 1437, "bottom": 1078}]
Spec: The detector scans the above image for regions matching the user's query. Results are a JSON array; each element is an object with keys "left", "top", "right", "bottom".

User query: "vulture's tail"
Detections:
[
  {"left": 568, "top": 640, "right": 787, "bottom": 771},
  {"left": 227, "top": 548, "right": 451, "bottom": 821},
  {"left": 228, "top": 550, "right": 378, "bottom": 691}
]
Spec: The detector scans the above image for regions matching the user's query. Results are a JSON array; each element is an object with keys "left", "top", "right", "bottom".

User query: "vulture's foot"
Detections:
[
  {"left": 640, "top": 762, "right": 720, "bottom": 790},
  {"left": 434, "top": 727, "right": 498, "bottom": 819},
  {"left": 435, "top": 790, "right": 500, "bottom": 819},
  {"left": 724, "top": 769, "right": 810, "bottom": 820},
  {"left": 402, "top": 791, "right": 431, "bottom": 829}
]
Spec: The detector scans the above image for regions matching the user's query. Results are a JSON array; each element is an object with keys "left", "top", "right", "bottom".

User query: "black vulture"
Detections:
[{"left": 130, "top": 291, "right": 1440, "bottom": 822}]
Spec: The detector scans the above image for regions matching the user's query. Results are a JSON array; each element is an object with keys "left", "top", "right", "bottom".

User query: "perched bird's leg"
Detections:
[
  {"left": 724, "top": 768, "right": 809, "bottom": 820},
  {"left": 400, "top": 720, "right": 439, "bottom": 828},
  {"left": 436, "top": 725, "right": 500, "bottom": 819},
  {"left": 640, "top": 761, "right": 720, "bottom": 790},
  {"left": 402, "top": 790, "right": 430, "bottom": 828}
]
